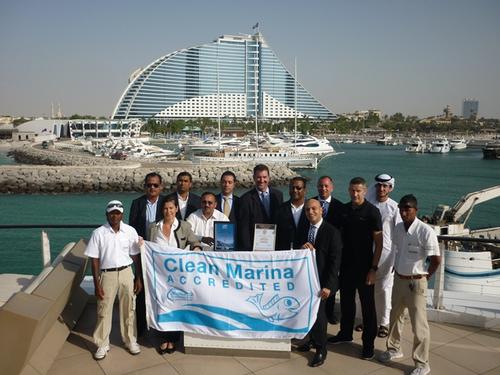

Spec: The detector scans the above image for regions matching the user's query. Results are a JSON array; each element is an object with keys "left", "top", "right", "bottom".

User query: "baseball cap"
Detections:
[{"left": 106, "top": 200, "right": 124, "bottom": 213}]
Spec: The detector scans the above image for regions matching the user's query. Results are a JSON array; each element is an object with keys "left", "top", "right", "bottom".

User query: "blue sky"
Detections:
[{"left": 1, "top": 0, "right": 499, "bottom": 118}]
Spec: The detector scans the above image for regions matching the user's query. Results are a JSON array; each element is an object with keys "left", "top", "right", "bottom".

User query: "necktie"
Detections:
[
  {"left": 308, "top": 225, "right": 317, "bottom": 245},
  {"left": 261, "top": 192, "right": 270, "bottom": 217},
  {"left": 223, "top": 196, "right": 230, "bottom": 217},
  {"left": 321, "top": 200, "right": 328, "bottom": 217}
]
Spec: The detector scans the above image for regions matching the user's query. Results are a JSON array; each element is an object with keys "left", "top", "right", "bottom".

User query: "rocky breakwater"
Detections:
[{"left": 1, "top": 145, "right": 297, "bottom": 193}]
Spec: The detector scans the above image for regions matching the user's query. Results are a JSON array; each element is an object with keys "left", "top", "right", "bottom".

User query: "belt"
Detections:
[
  {"left": 396, "top": 272, "right": 424, "bottom": 280},
  {"left": 101, "top": 264, "right": 130, "bottom": 273}
]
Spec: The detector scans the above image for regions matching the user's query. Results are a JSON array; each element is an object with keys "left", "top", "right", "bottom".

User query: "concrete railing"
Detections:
[{"left": 0, "top": 240, "right": 89, "bottom": 375}]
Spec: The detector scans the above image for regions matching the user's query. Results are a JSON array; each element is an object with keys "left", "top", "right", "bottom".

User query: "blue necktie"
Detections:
[
  {"left": 261, "top": 192, "right": 270, "bottom": 217},
  {"left": 308, "top": 225, "right": 317, "bottom": 244},
  {"left": 320, "top": 200, "right": 328, "bottom": 217}
]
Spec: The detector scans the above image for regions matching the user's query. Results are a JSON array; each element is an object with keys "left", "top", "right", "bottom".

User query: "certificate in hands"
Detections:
[
  {"left": 252, "top": 223, "right": 276, "bottom": 251},
  {"left": 214, "top": 221, "right": 236, "bottom": 251}
]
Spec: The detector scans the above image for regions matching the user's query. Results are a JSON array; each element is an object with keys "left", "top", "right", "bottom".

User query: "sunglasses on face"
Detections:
[
  {"left": 202, "top": 201, "right": 215, "bottom": 205},
  {"left": 146, "top": 183, "right": 160, "bottom": 188}
]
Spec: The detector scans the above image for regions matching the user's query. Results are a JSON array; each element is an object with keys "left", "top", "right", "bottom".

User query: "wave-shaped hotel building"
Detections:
[{"left": 112, "top": 32, "right": 335, "bottom": 121}]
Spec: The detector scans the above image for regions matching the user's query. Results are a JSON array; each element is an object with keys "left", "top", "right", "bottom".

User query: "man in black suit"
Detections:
[
  {"left": 216, "top": 170, "right": 239, "bottom": 223},
  {"left": 129, "top": 172, "right": 166, "bottom": 336},
  {"left": 315, "top": 175, "right": 344, "bottom": 324},
  {"left": 315, "top": 176, "right": 344, "bottom": 230},
  {"left": 296, "top": 198, "right": 342, "bottom": 367},
  {"left": 129, "top": 172, "right": 166, "bottom": 240},
  {"left": 238, "top": 164, "right": 283, "bottom": 251},
  {"left": 166, "top": 171, "right": 201, "bottom": 221},
  {"left": 273, "top": 176, "right": 309, "bottom": 250}
]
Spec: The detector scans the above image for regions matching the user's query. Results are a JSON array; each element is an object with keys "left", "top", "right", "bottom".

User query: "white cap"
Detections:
[{"left": 106, "top": 200, "right": 124, "bottom": 213}]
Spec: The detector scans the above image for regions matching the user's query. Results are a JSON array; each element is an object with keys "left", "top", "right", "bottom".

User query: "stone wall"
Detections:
[{"left": 1, "top": 146, "right": 297, "bottom": 193}]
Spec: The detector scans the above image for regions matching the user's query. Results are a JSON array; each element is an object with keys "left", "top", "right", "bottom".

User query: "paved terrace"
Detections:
[{"left": 48, "top": 304, "right": 500, "bottom": 375}]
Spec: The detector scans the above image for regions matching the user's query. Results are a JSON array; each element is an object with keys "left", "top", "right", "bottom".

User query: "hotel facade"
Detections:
[{"left": 112, "top": 33, "right": 335, "bottom": 121}]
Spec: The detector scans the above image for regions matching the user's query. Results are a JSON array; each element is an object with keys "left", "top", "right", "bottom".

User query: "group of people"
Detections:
[{"left": 84, "top": 164, "right": 441, "bottom": 375}]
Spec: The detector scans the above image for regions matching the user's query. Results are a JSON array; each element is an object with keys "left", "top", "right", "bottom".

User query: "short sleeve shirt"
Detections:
[
  {"left": 84, "top": 221, "right": 139, "bottom": 269},
  {"left": 341, "top": 200, "right": 382, "bottom": 271},
  {"left": 393, "top": 218, "right": 440, "bottom": 275}
]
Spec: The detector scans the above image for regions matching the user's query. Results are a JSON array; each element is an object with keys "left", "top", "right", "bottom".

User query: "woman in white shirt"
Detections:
[{"left": 148, "top": 196, "right": 202, "bottom": 354}]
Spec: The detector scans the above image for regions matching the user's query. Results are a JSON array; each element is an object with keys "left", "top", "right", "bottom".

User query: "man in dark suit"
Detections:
[
  {"left": 129, "top": 172, "right": 166, "bottom": 336},
  {"left": 315, "top": 175, "right": 344, "bottom": 230},
  {"left": 129, "top": 172, "right": 166, "bottom": 240},
  {"left": 273, "top": 176, "right": 309, "bottom": 250},
  {"left": 315, "top": 175, "right": 344, "bottom": 324},
  {"left": 296, "top": 198, "right": 342, "bottom": 367},
  {"left": 238, "top": 164, "right": 283, "bottom": 251},
  {"left": 166, "top": 171, "right": 201, "bottom": 221},
  {"left": 216, "top": 170, "right": 239, "bottom": 223}
]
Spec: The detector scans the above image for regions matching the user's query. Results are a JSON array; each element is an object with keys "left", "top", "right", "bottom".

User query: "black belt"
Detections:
[{"left": 101, "top": 264, "right": 130, "bottom": 273}]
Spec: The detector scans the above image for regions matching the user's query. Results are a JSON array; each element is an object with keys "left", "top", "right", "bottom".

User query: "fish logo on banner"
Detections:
[
  {"left": 142, "top": 242, "right": 321, "bottom": 339},
  {"left": 247, "top": 293, "right": 300, "bottom": 322}
]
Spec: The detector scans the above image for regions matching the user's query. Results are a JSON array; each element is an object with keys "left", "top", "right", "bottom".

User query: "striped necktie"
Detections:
[{"left": 308, "top": 225, "right": 317, "bottom": 245}]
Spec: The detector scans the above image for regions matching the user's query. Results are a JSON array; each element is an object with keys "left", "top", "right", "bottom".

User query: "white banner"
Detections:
[{"left": 142, "top": 242, "right": 321, "bottom": 339}]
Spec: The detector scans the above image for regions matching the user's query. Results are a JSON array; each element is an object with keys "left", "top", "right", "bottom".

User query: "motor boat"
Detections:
[{"left": 429, "top": 138, "right": 450, "bottom": 153}]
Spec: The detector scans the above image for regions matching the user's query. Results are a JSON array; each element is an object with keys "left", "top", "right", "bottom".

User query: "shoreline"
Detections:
[{"left": 0, "top": 144, "right": 297, "bottom": 194}]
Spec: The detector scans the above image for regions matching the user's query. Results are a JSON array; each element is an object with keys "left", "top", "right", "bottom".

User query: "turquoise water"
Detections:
[{"left": 1, "top": 144, "right": 499, "bottom": 275}]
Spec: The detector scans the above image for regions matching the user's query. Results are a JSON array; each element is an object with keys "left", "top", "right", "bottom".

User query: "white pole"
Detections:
[
  {"left": 254, "top": 38, "right": 259, "bottom": 154},
  {"left": 294, "top": 57, "right": 298, "bottom": 149},
  {"left": 217, "top": 40, "right": 221, "bottom": 150},
  {"left": 41, "top": 230, "right": 51, "bottom": 268}
]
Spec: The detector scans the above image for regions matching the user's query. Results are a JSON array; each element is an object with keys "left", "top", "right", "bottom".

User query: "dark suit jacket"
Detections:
[
  {"left": 273, "top": 200, "right": 309, "bottom": 250},
  {"left": 238, "top": 187, "right": 283, "bottom": 251},
  {"left": 216, "top": 193, "right": 240, "bottom": 223},
  {"left": 166, "top": 192, "right": 201, "bottom": 221},
  {"left": 308, "top": 220, "right": 342, "bottom": 293},
  {"left": 313, "top": 195, "right": 344, "bottom": 230},
  {"left": 129, "top": 194, "right": 166, "bottom": 239}
]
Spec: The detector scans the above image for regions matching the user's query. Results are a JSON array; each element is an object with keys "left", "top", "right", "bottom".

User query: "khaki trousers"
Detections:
[
  {"left": 387, "top": 276, "right": 430, "bottom": 368},
  {"left": 94, "top": 266, "right": 137, "bottom": 348}
]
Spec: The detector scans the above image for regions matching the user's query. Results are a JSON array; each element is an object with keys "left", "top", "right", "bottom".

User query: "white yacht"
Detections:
[
  {"left": 405, "top": 138, "right": 427, "bottom": 153},
  {"left": 450, "top": 138, "right": 467, "bottom": 150},
  {"left": 429, "top": 138, "right": 451, "bottom": 153}
]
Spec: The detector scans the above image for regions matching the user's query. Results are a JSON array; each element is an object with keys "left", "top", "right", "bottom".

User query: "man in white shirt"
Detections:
[
  {"left": 186, "top": 192, "right": 229, "bottom": 250},
  {"left": 84, "top": 200, "right": 143, "bottom": 360},
  {"left": 366, "top": 173, "right": 402, "bottom": 338},
  {"left": 379, "top": 195, "right": 441, "bottom": 375}
]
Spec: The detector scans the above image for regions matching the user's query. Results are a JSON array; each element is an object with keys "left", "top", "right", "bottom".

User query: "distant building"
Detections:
[
  {"left": 341, "top": 109, "right": 382, "bottom": 122},
  {"left": 112, "top": 32, "right": 335, "bottom": 121},
  {"left": 462, "top": 99, "right": 479, "bottom": 120}
]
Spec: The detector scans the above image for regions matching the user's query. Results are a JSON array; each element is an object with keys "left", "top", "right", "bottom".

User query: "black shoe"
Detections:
[
  {"left": 327, "top": 334, "right": 353, "bottom": 345},
  {"left": 362, "top": 347, "right": 374, "bottom": 360},
  {"left": 309, "top": 351, "right": 326, "bottom": 367},
  {"left": 296, "top": 342, "right": 312, "bottom": 352},
  {"left": 327, "top": 315, "right": 339, "bottom": 325}
]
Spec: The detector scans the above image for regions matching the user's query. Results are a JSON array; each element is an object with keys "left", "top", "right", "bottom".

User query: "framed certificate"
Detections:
[
  {"left": 252, "top": 223, "right": 276, "bottom": 251},
  {"left": 214, "top": 221, "right": 236, "bottom": 251}
]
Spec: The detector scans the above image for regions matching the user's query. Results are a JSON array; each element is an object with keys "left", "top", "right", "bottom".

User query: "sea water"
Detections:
[{"left": 1, "top": 143, "right": 499, "bottom": 274}]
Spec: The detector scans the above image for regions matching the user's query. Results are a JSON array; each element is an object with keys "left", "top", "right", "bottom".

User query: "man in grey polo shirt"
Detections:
[
  {"left": 85, "top": 200, "right": 143, "bottom": 360},
  {"left": 379, "top": 194, "right": 441, "bottom": 375}
]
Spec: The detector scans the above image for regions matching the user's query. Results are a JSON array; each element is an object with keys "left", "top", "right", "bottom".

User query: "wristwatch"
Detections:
[{"left": 370, "top": 265, "right": 378, "bottom": 272}]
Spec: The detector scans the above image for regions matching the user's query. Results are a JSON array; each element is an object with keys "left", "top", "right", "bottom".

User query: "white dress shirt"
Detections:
[
  {"left": 177, "top": 193, "right": 189, "bottom": 219},
  {"left": 291, "top": 202, "right": 304, "bottom": 227},
  {"left": 186, "top": 208, "right": 229, "bottom": 250},
  {"left": 84, "top": 221, "right": 139, "bottom": 269},
  {"left": 152, "top": 218, "right": 180, "bottom": 248}
]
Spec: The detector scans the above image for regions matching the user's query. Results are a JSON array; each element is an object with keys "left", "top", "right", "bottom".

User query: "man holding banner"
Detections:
[{"left": 297, "top": 199, "right": 342, "bottom": 367}]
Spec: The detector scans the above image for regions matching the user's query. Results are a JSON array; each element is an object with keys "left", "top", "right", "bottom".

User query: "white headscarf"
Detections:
[{"left": 366, "top": 173, "right": 395, "bottom": 203}]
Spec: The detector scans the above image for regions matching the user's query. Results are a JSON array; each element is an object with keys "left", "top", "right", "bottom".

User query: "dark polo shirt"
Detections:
[{"left": 340, "top": 200, "right": 382, "bottom": 275}]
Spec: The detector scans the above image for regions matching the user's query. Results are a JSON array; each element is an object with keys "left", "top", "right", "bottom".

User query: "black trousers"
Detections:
[
  {"left": 135, "top": 289, "right": 147, "bottom": 336},
  {"left": 339, "top": 273, "right": 377, "bottom": 349},
  {"left": 309, "top": 299, "right": 328, "bottom": 353},
  {"left": 325, "top": 291, "right": 338, "bottom": 323}
]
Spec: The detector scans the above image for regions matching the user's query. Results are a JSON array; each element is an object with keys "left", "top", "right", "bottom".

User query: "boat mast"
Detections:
[
  {"left": 217, "top": 39, "right": 221, "bottom": 149},
  {"left": 294, "top": 57, "right": 297, "bottom": 149}
]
